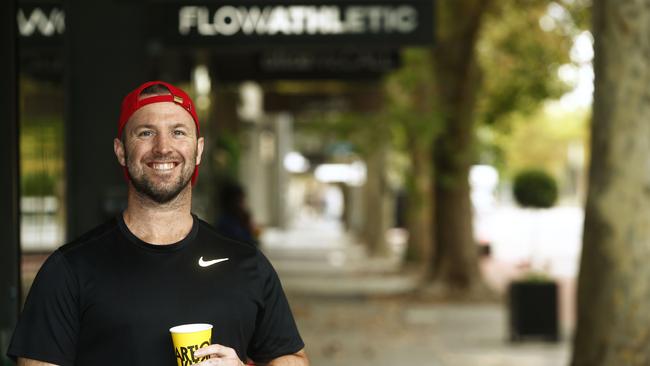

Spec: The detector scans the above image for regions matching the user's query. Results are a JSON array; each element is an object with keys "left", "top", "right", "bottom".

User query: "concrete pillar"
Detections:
[
  {"left": 270, "top": 113, "right": 292, "bottom": 229},
  {"left": 242, "top": 125, "right": 272, "bottom": 227},
  {"left": 240, "top": 113, "right": 292, "bottom": 229}
]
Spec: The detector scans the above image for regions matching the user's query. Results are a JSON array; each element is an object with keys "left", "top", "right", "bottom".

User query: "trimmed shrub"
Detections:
[{"left": 513, "top": 169, "right": 558, "bottom": 209}]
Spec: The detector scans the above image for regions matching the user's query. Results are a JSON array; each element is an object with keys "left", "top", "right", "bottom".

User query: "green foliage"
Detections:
[
  {"left": 22, "top": 172, "right": 56, "bottom": 196},
  {"left": 560, "top": 0, "right": 592, "bottom": 29},
  {"left": 18, "top": 77, "right": 65, "bottom": 202},
  {"left": 385, "top": 49, "right": 445, "bottom": 149},
  {"left": 20, "top": 116, "right": 64, "bottom": 175},
  {"left": 521, "top": 271, "right": 554, "bottom": 282},
  {"left": 213, "top": 132, "right": 242, "bottom": 180},
  {"left": 489, "top": 106, "right": 589, "bottom": 186},
  {"left": 513, "top": 169, "right": 558, "bottom": 208},
  {"left": 474, "top": 0, "right": 591, "bottom": 191},
  {"left": 300, "top": 49, "right": 446, "bottom": 159},
  {"left": 478, "top": 0, "right": 579, "bottom": 126},
  {"left": 299, "top": 109, "right": 388, "bottom": 158},
  {"left": 20, "top": 115, "right": 65, "bottom": 198}
]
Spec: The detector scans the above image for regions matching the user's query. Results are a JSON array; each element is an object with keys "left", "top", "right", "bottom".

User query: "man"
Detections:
[{"left": 7, "top": 81, "right": 309, "bottom": 366}]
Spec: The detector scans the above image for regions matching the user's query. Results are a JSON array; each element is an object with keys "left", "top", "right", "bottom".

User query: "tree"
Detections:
[
  {"left": 430, "top": 0, "right": 578, "bottom": 290},
  {"left": 294, "top": 1, "right": 583, "bottom": 289},
  {"left": 430, "top": 0, "right": 492, "bottom": 290},
  {"left": 385, "top": 49, "right": 442, "bottom": 270},
  {"left": 571, "top": 0, "right": 650, "bottom": 364}
]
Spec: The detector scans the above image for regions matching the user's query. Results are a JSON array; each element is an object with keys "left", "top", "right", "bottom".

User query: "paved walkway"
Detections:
[
  {"left": 261, "top": 210, "right": 579, "bottom": 366},
  {"left": 289, "top": 295, "right": 570, "bottom": 366}
]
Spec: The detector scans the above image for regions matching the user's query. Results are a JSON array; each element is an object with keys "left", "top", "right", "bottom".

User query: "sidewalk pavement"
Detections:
[
  {"left": 261, "top": 214, "right": 576, "bottom": 366},
  {"left": 290, "top": 295, "right": 571, "bottom": 366},
  {"left": 275, "top": 257, "right": 576, "bottom": 366}
]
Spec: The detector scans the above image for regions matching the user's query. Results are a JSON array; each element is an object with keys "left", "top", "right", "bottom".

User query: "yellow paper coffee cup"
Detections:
[{"left": 170, "top": 323, "right": 213, "bottom": 366}]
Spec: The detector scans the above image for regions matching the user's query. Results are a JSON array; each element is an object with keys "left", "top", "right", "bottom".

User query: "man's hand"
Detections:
[
  {"left": 17, "top": 358, "right": 59, "bottom": 366},
  {"left": 193, "top": 345, "right": 309, "bottom": 366},
  {"left": 193, "top": 344, "right": 245, "bottom": 366}
]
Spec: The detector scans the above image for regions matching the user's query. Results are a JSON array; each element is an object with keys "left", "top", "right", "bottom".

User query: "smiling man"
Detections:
[{"left": 7, "top": 81, "right": 308, "bottom": 366}]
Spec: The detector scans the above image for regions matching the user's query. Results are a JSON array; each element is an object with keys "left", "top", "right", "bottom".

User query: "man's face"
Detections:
[{"left": 113, "top": 101, "right": 204, "bottom": 204}]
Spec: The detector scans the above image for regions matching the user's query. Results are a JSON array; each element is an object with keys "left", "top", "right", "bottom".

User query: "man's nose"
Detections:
[{"left": 152, "top": 133, "right": 173, "bottom": 155}]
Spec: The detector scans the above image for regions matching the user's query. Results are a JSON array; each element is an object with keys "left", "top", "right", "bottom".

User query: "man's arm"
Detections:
[
  {"left": 194, "top": 345, "right": 308, "bottom": 366},
  {"left": 17, "top": 357, "right": 59, "bottom": 366},
  {"left": 9, "top": 252, "right": 80, "bottom": 365},
  {"left": 264, "top": 349, "right": 309, "bottom": 366}
]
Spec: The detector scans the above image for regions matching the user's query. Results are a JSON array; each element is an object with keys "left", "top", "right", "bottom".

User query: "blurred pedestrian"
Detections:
[{"left": 215, "top": 180, "right": 259, "bottom": 245}]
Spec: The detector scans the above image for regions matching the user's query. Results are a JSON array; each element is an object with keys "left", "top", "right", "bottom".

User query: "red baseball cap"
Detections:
[{"left": 118, "top": 81, "right": 201, "bottom": 185}]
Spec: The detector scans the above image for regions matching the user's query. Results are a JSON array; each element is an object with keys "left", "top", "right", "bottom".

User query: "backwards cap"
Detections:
[{"left": 118, "top": 81, "right": 201, "bottom": 185}]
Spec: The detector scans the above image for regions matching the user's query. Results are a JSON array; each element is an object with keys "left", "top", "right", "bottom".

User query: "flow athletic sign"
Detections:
[{"left": 164, "top": 1, "right": 435, "bottom": 47}]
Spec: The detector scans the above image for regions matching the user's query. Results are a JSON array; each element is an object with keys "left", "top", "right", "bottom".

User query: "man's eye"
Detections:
[
  {"left": 173, "top": 130, "right": 186, "bottom": 136},
  {"left": 139, "top": 130, "right": 154, "bottom": 137}
]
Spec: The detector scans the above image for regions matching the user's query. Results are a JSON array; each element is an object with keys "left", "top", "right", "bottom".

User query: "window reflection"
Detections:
[{"left": 19, "top": 77, "right": 65, "bottom": 269}]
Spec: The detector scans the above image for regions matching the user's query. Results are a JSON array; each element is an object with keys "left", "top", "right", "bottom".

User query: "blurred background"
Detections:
[{"left": 2, "top": 1, "right": 597, "bottom": 365}]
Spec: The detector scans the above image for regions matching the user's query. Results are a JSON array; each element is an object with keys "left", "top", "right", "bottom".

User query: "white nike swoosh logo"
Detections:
[{"left": 198, "top": 257, "right": 229, "bottom": 267}]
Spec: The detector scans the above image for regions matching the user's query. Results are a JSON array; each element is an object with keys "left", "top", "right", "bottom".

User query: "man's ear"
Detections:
[
  {"left": 196, "top": 137, "right": 205, "bottom": 166},
  {"left": 114, "top": 138, "right": 126, "bottom": 167}
]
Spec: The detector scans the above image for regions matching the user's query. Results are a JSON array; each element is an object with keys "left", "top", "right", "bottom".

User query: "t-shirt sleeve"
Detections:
[
  {"left": 7, "top": 250, "right": 80, "bottom": 366},
  {"left": 247, "top": 251, "right": 304, "bottom": 362}
]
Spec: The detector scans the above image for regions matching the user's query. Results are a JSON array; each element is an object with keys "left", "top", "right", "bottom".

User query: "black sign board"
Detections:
[
  {"left": 211, "top": 49, "right": 401, "bottom": 81},
  {"left": 15, "top": 1, "right": 432, "bottom": 81},
  {"left": 17, "top": 3, "right": 65, "bottom": 81},
  {"left": 162, "top": 1, "right": 434, "bottom": 47},
  {"left": 17, "top": 1, "right": 435, "bottom": 48},
  {"left": 17, "top": 4, "right": 65, "bottom": 44}
]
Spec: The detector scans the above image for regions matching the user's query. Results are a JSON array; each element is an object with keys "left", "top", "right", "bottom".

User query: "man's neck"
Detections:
[{"left": 122, "top": 185, "right": 194, "bottom": 245}]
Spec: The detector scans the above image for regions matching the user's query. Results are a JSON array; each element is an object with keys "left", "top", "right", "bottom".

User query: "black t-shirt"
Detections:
[{"left": 7, "top": 214, "right": 304, "bottom": 366}]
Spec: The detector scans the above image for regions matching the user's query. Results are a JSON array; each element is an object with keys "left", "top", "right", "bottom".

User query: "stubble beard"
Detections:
[{"left": 125, "top": 152, "right": 196, "bottom": 204}]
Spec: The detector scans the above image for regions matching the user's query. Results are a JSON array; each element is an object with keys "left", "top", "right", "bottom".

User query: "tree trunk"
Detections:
[
  {"left": 434, "top": 171, "right": 480, "bottom": 287},
  {"left": 572, "top": 1, "right": 650, "bottom": 365},
  {"left": 430, "top": 0, "right": 490, "bottom": 289},
  {"left": 364, "top": 146, "right": 390, "bottom": 256},
  {"left": 406, "top": 144, "right": 435, "bottom": 270}
]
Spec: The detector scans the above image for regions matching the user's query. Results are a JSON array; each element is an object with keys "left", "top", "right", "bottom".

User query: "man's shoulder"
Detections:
[{"left": 58, "top": 217, "right": 120, "bottom": 256}]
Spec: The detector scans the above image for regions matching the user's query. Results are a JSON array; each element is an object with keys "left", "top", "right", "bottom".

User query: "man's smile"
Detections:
[{"left": 147, "top": 161, "right": 179, "bottom": 171}]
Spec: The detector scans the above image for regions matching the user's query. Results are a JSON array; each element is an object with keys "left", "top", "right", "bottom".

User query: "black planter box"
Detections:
[{"left": 508, "top": 280, "right": 559, "bottom": 342}]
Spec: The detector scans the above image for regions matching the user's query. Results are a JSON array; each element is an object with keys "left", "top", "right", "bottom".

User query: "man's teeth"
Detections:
[{"left": 152, "top": 163, "right": 175, "bottom": 170}]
